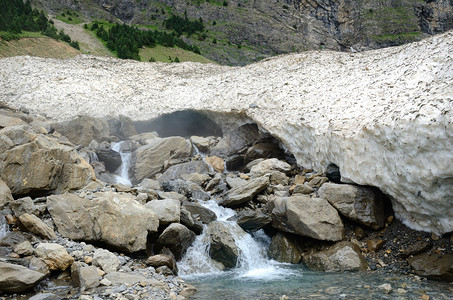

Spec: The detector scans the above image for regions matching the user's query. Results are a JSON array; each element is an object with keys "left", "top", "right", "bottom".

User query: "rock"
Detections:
[
  {"left": 145, "top": 199, "right": 180, "bottom": 225},
  {"left": 268, "top": 232, "right": 303, "bottom": 264},
  {"left": 249, "top": 158, "right": 291, "bottom": 176},
  {"left": 95, "top": 148, "right": 122, "bottom": 173},
  {"left": 377, "top": 283, "right": 393, "bottom": 294},
  {"left": 9, "top": 196, "right": 40, "bottom": 217},
  {"left": 47, "top": 192, "right": 159, "bottom": 253},
  {"left": 104, "top": 272, "right": 166, "bottom": 288},
  {"left": 294, "top": 175, "right": 306, "bottom": 184},
  {"left": 326, "top": 163, "right": 341, "bottom": 183},
  {"left": 409, "top": 253, "right": 453, "bottom": 282},
  {"left": 0, "top": 179, "right": 13, "bottom": 209},
  {"left": 0, "top": 261, "right": 47, "bottom": 293},
  {"left": 225, "top": 176, "right": 247, "bottom": 189},
  {"left": 400, "top": 241, "right": 432, "bottom": 258},
  {"left": 157, "top": 161, "right": 210, "bottom": 184},
  {"left": 113, "top": 183, "right": 131, "bottom": 192},
  {"left": 180, "top": 173, "right": 211, "bottom": 185},
  {"left": 14, "top": 240, "right": 34, "bottom": 256},
  {"left": 182, "top": 202, "right": 217, "bottom": 224},
  {"left": 291, "top": 183, "right": 314, "bottom": 195},
  {"left": 190, "top": 136, "right": 213, "bottom": 152},
  {"left": 51, "top": 116, "right": 109, "bottom": 147},
  {"left": 35, "top": 243, "right": 74, "bottom": 271},
  {"left": 129, "top": 132, "right": 159, "bottom": 145},
  {"left": 28, "top": 293, "right": 59, "bottom": 300},
  {"left": 307, "top": 176, "right": 329, "bottom": 188},
  {"left": 227, "top": 210, "right": 271, "bottom": 232},
  {"left": 133, "top": 137, "right": 192, "bottom": 183},
  {"left": 71, "top": 262, "right": 100, "bottom": 291},
  {"left": 161, "top": 179, "right": 210, "bottom": 201},
  {"left": 0, "top": 126, "right": 94, "bottom": 195},
  {"left": 211, "top": 124, "right": 259, "bottom": 157},
  {"left": 304, "top": 241, "right": 368, "bottom": 272},
  {"left": 92, "top": 249, "right": 120, "bottom": 273},
  {"left": 225, "top": 155, "right": 245, "bottom": 171},
  {"left": 106, "top": 115, "right": 137, "bottom": 140},
  {"left": 29, "top": 257, "right": 50, "bottom": 274},
  {"left": 0, "top": 114, "right": 27, "bottom": 128},
  {"left": 205, "top": 156, "right": 225, "bottom": 172},
  {"left": 146, "top": 254, "right": 177, "bottom": 272},
  {"left": 244, "top": 142, "right": 285, "bottom": 164},
  {"left": 156, "top": 265, "right": 173, "bottom": 276},
  {"left": 156, "top": 223, "right": 196, "bottom": 260},
  {"left": 366, "top": 239, "right": 385, "bottom": 252},
  {"left": 180, "top": 206, "right": 203, "bottom": 235},
  {"left": 269, "top": 171, "right": 289, "bottom": 185},
  {"left": 18, "top": 213, "right": 57, "bottom": 240},
  {"left": 268, "top": 195, "right": 344, "bottom": 241},
  {"left": 138, "top": 178, "right": 162, "bottom": 190},
  {"left": 205, "top": 221, "right": 245, "bottom": 268},
  {"left": 318, "top": 183, "right": 385, "bottom": 229},
  {"left": 219, "top": 176, "right": 269, "bottom": 208}
]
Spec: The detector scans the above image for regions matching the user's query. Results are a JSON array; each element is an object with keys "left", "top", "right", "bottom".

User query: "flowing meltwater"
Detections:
[
  {"left": 0, "top": 216, "right": 8, "bottom": 240},
  {"left": 111, "top": 141, "right": 132, "bottom": 186}
]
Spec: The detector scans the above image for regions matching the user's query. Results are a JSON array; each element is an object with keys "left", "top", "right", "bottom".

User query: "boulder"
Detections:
[
  {"left": 0, "top": 126, "right": 94, "bottom": 195},
  {"left": 182, "top": 202, "right": 217, "bottom": 224},
  {"left": 71, "top": 262, "right": 100, "bottom": 291},
  {"left": 47, "top": 192, "right": 159, "bottom": 253},
  {"left": 180, "top": 173, "right": 211, "bottom": 186},
  {"left": 227, "top": 210, "right": 271, "bottom": 232},
  {"left": 0, "top": 179, "right": 13, "bottom": 209},
  {"left": 249, "top": 158, "right": 291, "bottom": 176},
  {"left": 35, "top": 243, "right": 74, "bottom": 271},
  {"left": 291, "top": 183, "right": 314, "bottom": 195},
  {"left": 92, "top": 249, "right": 120, "bottom": 273},
  {"left": 18, "top": 213, "right": 57, "bottom": 240},
  {"left": 400, "top": 241, "right": 432, "bottom": 258},
  {"left": 225, "top": 176, "right": 247, "bottom": 189},
  {"left": 205, "top": 156, "right": 225, "bottom": 172},
  {"left": 307, "top": 176, "right": 329, "bottom": 188},
  {"left": 146, "top": 254, "right": 177, "bottom": 273},
  {"left": 13, "top": 240, "right": 34, "bottom": 256},
  {"left": 211, "top": 124, "right": 259, "bottom": 157},
  {"left": 268, "top": 232, "right": 303, "bottom": 264},
  {"left": 9, "top": 197, "right": 40, "bottom": 217},
  {"left": 409, "top": 253, "right": 453, "bottom": 282},
  {"left": 51, "top": 116, "right": 109, "bottom": 147},
  {"left": 318, "top": 182, "right": 385, "bottom": 229},
  {"left": 244, "top": 142, "right": 285, "bottom": 163},
  {"left": 106, "top": 115, "right": 137, "bottom": 140},
  {"left": 219, "top": 176, "right": 269, "bottom": 208},
  {"left": 138, "top": 178, "right": 162, "bottom": 190},
  {"left": 204, "top": 221, "right": 246, "bottom": 268},
  {"left": 268, "top": 195, "right": 344, "bottom": 241},
  {"left": 133, "top": 137, "right": 192, "bottom": 183},
  {"left": 326, "top": 163, "right": 341, "bottom": 183},
  {"left": 190, "top": 136, "right": 214, "bottom": 153},
  {"left": 145, "top": 199, "right": 180, "bottom": 225},
  {"left": 95, "top": 149, "right": 122, "bottom": 173},
  {"left": 161, "top": 179, "right": 210, "bottom": 201},
  {"left": 157, "top": 161, "right": 210, "bottom": 184},
  {"left": 0, "top": 114, "right": 27, "bottom": 128},
  {"left": 304, "top": 241, "right": 368, "bottom": 272},
  {"left": 180, "top": 207, "right": 203, "bottom": 235},
  {"left": 0, "top": 261, "right": 47, "bottom": 293},
  {"left": 156, "top": 223, "right": 195, "bottom": 260}
]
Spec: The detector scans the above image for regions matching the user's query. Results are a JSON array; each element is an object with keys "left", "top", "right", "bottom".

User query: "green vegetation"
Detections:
[
  {"left": 56, "top": 10, "right": 84, "bottom": 24},
  {"left": 140, "top": 45, "right": 214, "bottom": 63},
  {"left": 372, "top": 32, "right": 421, "bottom": 43},
  {"left": 164, "top": 11, "right": 204, "bottom": 37}
]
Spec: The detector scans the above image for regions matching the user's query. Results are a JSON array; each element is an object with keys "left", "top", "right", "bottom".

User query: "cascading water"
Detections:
[
  {"left": 111, "top": 141, "right": 132, "bottom": 186},
  {"left": 0, "top": 216, "right": 9, "bottom": 240}
]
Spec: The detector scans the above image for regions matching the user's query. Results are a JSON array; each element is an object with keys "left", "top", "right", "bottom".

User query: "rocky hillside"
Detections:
[{"left": 29, "top": 0, "right": 453, "bottom": 65}]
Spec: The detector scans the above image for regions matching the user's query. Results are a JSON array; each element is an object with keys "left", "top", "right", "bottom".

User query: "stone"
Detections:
[
  {"left": 409, "top": 253, "right": 453, "bottom": 282},
  {"left": 291, "top": 183, "right": 314, "bottom": 195},
  {"left": 180, "top": 173, "right": 211, "bottom": 185},
  {"left": 139, "top": 178, "right": 162, "bottom": 190},
  {"left": 0, "top": 179, "right": 13, "bottom": 209},
  {"left": 219, "top": 176, "right": 269, "bottom": 208},
  {"left": 106, "top": 115, "right": 138, "bottom": 140},
  {"left": 9, "top": 196, "right": 40, "bottom": 217},
  {"left": 326, "top": 163, "right": 341, "bottom": 183},
  {"left": 0, "top": 114, "right": 27, "bottom": 128},
  {"left": 249, "top": 158, "right": 291, "bottom": 176},
  {"left": 318, "top": 183, "right": 385, "bottom": 229},
  {"left": 244, "top": 142, "right": 286, "bottom": 164},
  {"left": 35, "top": 243, "right": 74, "bottom": 271},
  {"left": 104, "top": 272, "right": 166, "bottom": 288},
  {"left": 225, "top": 155, "right": 245, "bottom": 171},
  {"left": 29, "top": 257, "right": 50, "bottom": 274},
  {"left": 157, "top": 161, "right": 210, "bottom": 184},
  {"left": 71, "top": 262, "right": 100, "bottom": 291},
  {"left": 268, "top": 232, "right": 303, "bottom": 264},
  {"left": 304, "top": 241, "right": 368, "bottom": 272},
  {"left": 205, "top": 156, "right": 225, "bottom": 172},
  {"left": 268, "top": 195, "right": 344, "bottom": 241},
  {"left": 227, "top": 210, "right": 271, "bottom": 232},
  {"left": 211, "top": 124, "right": 259, "bottom": 157},
  {"left": 0, "top": 261, "right": 47, "bottom": 292},
  {"left": 13, "top": 240, "right": 34, "bottom": 256},
  {"left": 156, "top": 223, "right": 196, "bottom": 260},
  {"left": 129, "top": 132, "right": 159, "bottom": 145},
  {"left": 400, "top": 241, "right": 432, "bottom": 258},
  {"left": 294, "top": 175, "right": 306, "bottom": 185},
  {"left": 269, "top": 171, "right": 289, "bottom": 185},
  {"left": 146, "top": 254, "right": 177, "bottom": 272},
  {"left": 161, "top": 179, "right": 210, "bottom": 201},
  {"left": 92, "top": 249, "right": 120, "bottom": 273},
  {"left": 377, "top": 283, "right": 393, "bottom": 294},
  {"left": 51, "top": 116, "right": 109, "bottom": 147},
  {"left": 205, "top": 221, "right": 245, "bottom": 268},
  {"left": 366, "top": 239, "right": 385, "bottom": 252},
  {"left": 47, "top": 192, "right": 159, "bottom": 253},
  {"left": 225, "top": 176, "right": 247, "bottom": 189},
  {"left": 190, "top": 136, "right": 213, "bottom": 152},
  {"left": 18, "top": 213, "right": 57, "bottom": 240},
  {"left": 182, "top": 202, "right": 217, "bottom": 224},
  {"left": 133, "top": 137, "right": 192, "bottom": 183},
  {"left": 145, "top": 199, "right": 180, "bottom": 225},
  {"left": 96, "top": 148, "right": 122, "bottom": 173},
  {"left": 28, "top": 293, "right": 59, "bottom": 300},
  {"left": 0, "top": 126, "right": 94, "bottom": 196},
  {"left": 307, "top": 176, "right": 329, "bottom": 188},
  {"left": 156, "top": 265, "right": 173, "bottom": 275}
]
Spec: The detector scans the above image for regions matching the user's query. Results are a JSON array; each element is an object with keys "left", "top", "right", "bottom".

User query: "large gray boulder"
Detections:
[
  {"left": 156, "top": 223, "right": 195, "bottom": 260},
  {"left": 0, "top": 125, "right": 94, "bottom": 195},
  {"left": 268, "top": 195, "right": 344, "bottom": 241},
  {"left": 133, "top": 137, "right": 192, "bottom": 183},
  {"left": 227, "top": 210, "right": 271, "bottom": 232},
  {"left": 71, "top": 262, "right": 100, "bottom": 291},
  {"left": 318, "top": 182, "right": 385, "bottom": 229},
  {"left": 0, "top": 261, "right": 47, "bottom": 293},
  {"left": 145, "top": 199, "right": 180, "bottom": 225},
  {"left": 409, "top": 253, "right": 453, "bottom": 282},
  {"left": 35, "top": 243, "right": 74, "bottom": 271},
  {"left": 51, "top": 116, "right": 109, "bottom": 147},
  {"left": 0, "top": 179, "right": 13, "bottom": 209},
  {"left": 182, "top": 202, "right": 217, "bottom": 224},
  {"left": 95, "top": 148, "right": 122, "bottom": 173},
  {"left": 219, "top": 176, "right": 269, "bottom": 208},
  {"left": 211, "top": 124, "right": 259, "bottom": 157},
  {"left": 92, "top": 248, "right": 120, "bottom": 273},
  {"left": 303, "top": 241, "right": 368, "bottom": 272},
  {"left": 249, "top": 158, "right": 292, "bottom": 176},
  {"left": 157, "top": 161, "right": 210, "bottom": 184},
  {"left": 47, "top": 192, "right": 159, "bottom": 253},
  {"left": 268, "top": 232, "right": 303, "bottom": 264},
  {"left": 18, "top": 213, "right": 57, "bottom": 240},
  {"left": 106, "top": 115, "right": 138, "bottom": 140}
]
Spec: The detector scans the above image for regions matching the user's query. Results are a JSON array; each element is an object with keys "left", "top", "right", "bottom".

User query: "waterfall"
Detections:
[
  {"left": 111, "top": 141, "right": 132, "bottom": 186},
  {"left": 193, "top": 145, "right": 215, "bottom": 173},
  {"left": 0, "top": 216, "right": 9, "bottom": 240}
]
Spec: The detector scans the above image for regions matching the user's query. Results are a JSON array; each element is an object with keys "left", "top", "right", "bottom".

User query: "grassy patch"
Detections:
[
  {"left": 0, "top": 37, "right": 80, "bottom": 58},
  {"left": 372, "top": 31, "right": 421, "bottom": 43},
  {"left": 56, "top": 10, "right": 85, "bottom": 24},
  {"left": 140, "top": 45, "right": 214, "bottom": 63}
]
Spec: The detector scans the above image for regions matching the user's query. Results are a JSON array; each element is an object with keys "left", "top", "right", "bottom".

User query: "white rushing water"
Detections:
[
  {"left": 111, "top": 141, "right": 132, "bottom": 186},
  {"left": 0, "top": 216, "right": 9, "bottom": 240},
  {"left": 179, "top": 200, "right": 296, "bottom": 281}
]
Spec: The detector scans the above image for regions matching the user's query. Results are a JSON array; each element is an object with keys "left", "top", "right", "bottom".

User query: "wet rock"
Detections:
[
  {"left": 304, "top": 241, "right": 368, "bottom": 272},
  {"left": 180, "top": 207, "right": 203, "bottom": 235},
  {"left": 157, "top": 161, "right": 210, "bottom": 183},
  {"left": 211, "top": 124, "right": 259, "bottom": 157},
  {"left": 190, "top": 136, "right": 213, "bottom": 152},
  {"left": 409, "top": 253, "right": 453, "bottom": 282},
  {"left": 51, "top": 116, "right": 110, "bottom": 147},
  {"left": 318, "top": 183, "right": 385, "bottom": 229},
  {"left": 400, "top": 241, "right": 432, "bottom": 258},
  {"left": 219, "top": 176, "right": 269, "bottom": 208},
  {"left": 0, "top": 261, "right": 47, "bottom": 293},
  {"left": 268, "top": 232, "right": 303, "bottom": 264},
  {"left": 133, "top": 136, "right": 192, "bottom": 183},
  {"left": 326, "top": 163, "right": 341, "bottom": 183},
  {"left": 13, "top": 240, "right": 34, "bottom": 256},
  {"left": 92, "top": 249, "right": 120, "bottom": 273},
  {"left": 18, "top": 213, "right": 57, "bottom": 240},
  {"left": 377, "top": 283, "right": 393, "bottom": 294},
  {"left": 227, "top": 210, "right": 271, "bottom": 232},
  {"left": 145, "top": 199, "right": 180, "bottom": 225},
  {"left": 35, "top": 243, "right": 74, "bottom": 271},
  {"left": 366, "top": 239, "right": 385, "bottom": 252},
  {"left": 71, "top": 262, "right": 100, "bottom": 291},
  {"left": 268, "top": 195, "right": 344, "bottom": 241},
  {"left": 47, "top": 192, "right": 159, "bottom": 253},
  {"left": 205, "top": 156, "right": 225, "bottom": 172},
  {"left": 182, "top": 202, "right": 217, "bottom": 224},
  {"left": 225, "top": 155, "right": 245, "bottom": 171},
  {"left": 146, "top": 254, "right": 177, "bottom": 273},
  {"left": 205, "top": 221, "right": 245, "bottom": 268},
  {"left": 0, "top": 179, "right": 13, "bottom": 209},
  {"left": 95, "top": 149, "right": 122, "bottom": 173},
  {"left": 249, "top": 158, "right": 291, "bottom": 176},
  {"left": 156, "top": 223, "right": 195, "bottom": 260}
]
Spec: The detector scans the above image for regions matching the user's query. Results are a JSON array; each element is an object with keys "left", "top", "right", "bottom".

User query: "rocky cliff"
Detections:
[
  {"left": 1, "top": 31, "right": 452, "bottom": 234},
  {"left": 30, "top": 0, "right": 453, "bottom": 64}
]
